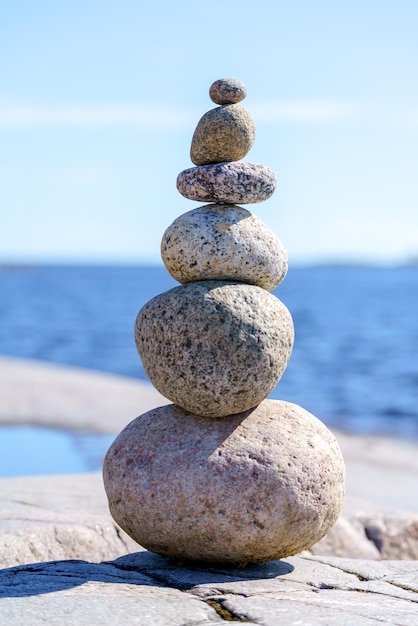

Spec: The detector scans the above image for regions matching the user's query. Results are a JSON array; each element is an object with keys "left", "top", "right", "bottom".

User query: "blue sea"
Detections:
[{"left": 0, "top": 264, "right": 417, "bottom": 475}]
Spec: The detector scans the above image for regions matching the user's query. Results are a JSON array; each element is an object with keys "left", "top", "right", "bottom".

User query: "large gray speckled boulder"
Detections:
[
  {"left": 190, "top": 104, "right": 255, "bottom": 166},
  {"left": 103, "top": 399, "right": 346, "bottom": 564},
  {"left": 134, "top": 281, "right": 294, "bottom": 417},
  {"left": 177, "top": 162, "right": 276, "bottom": 204},
  {"left": 161, "top": 204, "right": 288, "bottom": 291}
]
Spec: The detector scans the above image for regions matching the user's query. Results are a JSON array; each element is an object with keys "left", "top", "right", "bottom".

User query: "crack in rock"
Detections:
[
  {"left": 303, "top": 556, "right": 418, "bottom": 595},
  {"left": 204, "top": 597, "right": 253, "bottom": 622}
]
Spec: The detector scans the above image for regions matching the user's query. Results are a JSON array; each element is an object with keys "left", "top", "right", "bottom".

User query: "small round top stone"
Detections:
[{"left": 209, "top": 78, "right": 247, "bottom": 105}]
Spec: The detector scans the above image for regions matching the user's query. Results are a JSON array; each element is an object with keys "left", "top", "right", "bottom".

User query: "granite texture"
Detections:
[
  {"left": 1, "top": 471, "right": 418, "bottom": 570},
  {"left": 161, "top": 204, "right": 288, "bottom": 290},
  {"left": 103, "top": 399, "right": 345, "bottom": 564},
  {"left": 177, "top": 161, "right": 277, "bottom": 204},
  {"left": 190, "top": 104, "right": 255, "bottom": 165},
  {"left": 134, "top": 281, "right": 294, "bottom": 417},
  {"left": 209, "top": 77, "right": 247, "bottom": 105},
  {"left": 304, "top": 515, "right": 381, "bottom": 559},
  {"left": 362, "top": 515, "right": 418, "bottom": 559}
]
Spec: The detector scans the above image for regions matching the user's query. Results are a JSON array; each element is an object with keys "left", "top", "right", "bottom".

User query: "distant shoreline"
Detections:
[{"left": 1, "top": 260, "right": 418, "bottom": 270}]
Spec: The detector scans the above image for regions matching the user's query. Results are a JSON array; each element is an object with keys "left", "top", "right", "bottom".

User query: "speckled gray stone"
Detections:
[
  {"left": 103, "top": 399, "right": 346, "bottom": 564},
  {"left": 209, "top": 78, "right": 247, "bottom": 105},
  {"left": 161, "top": 205, "right": 288, "bottom": 291},
  {"left": 190, "top": 104, "right": 255, "bottom": 166},
  {"left": 177, "top": 162, "right": 276, "bottom": 204},
  {"left": 134, "top": 281, "right": 294, "bottom": 417}
]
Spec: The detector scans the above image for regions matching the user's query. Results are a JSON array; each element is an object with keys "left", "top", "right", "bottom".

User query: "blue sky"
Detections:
[{"left": 1, "top": 0, "right": 417, "bottom": 265}]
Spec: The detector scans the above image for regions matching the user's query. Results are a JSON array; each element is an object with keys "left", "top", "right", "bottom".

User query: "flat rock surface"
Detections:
[
  {"left": 0, "top": 472, "right": 141, "bottom": 570},
  {"left": 1, "top": 547, "right": 417, "bottom": 625},
  {"left": 0, "top": 356, "right": 169, "bottom": 432}
]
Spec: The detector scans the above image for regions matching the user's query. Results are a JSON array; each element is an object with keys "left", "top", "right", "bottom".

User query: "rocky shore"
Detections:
[{"left": 0, "top": 355, "right": 417, "bottom": 624}]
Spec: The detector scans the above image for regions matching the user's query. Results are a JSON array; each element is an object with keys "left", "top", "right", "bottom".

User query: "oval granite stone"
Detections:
[
  {"left": 103, "top": 399, "right": 346, "bottom": 564},
  {"left": 134, "top": 281, "right": 294, "bottom": 417},
  {"left": 161, "top": 204, "right": 288, "bottom": 291},
  {"left": 190, "top": 104, "right": 255, "bottom": 166},
  {"left": 176, "top": 162, "right": 276, "bottom": 204},
  {"left": 209, "top": 78, "right": 247, "bottom": 105}
]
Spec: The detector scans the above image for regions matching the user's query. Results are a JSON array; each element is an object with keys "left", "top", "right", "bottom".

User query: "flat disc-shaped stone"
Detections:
[
  {"left": 103, "top": 399, "right": 346, "bottom": 564},
  {"left": 161, "top": 204, "right": 288, "bottom": 291},
  {"left": 177, "top": 162, "right": 276, "bottom": 204},
  {"left": 190, "top": 104, "right": 255, "bottom": 166},
  {"left": 134, "top": 281, "right": 294, "bottom": 417}
]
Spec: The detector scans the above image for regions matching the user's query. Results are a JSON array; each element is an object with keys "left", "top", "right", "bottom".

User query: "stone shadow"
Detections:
[{"left": 0, "top": 550, "right": 294, "bottom": 598}]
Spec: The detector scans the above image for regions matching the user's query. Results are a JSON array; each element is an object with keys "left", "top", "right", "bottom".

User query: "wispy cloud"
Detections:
[
  {"left": 0, "top": 99, "right": 365, "bottom": 130},
  {"left": 252, "top": 99, "right": 364, "bottom": 123},
  {"left": 0, "top": 103, "right": 192, "bottom": 129},
  {"left": 398, "top": 108, "right": 418, "bottom": 129}
]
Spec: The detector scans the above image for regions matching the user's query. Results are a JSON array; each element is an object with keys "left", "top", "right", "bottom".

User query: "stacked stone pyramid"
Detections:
[{"left": 103, "top": 78, "right": 345, "bottom": 565}]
